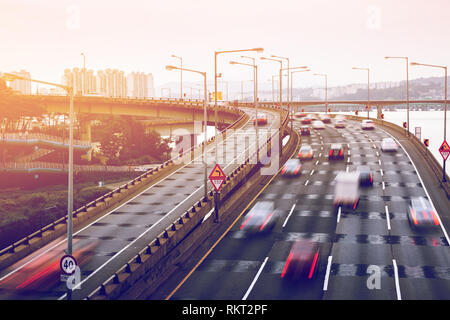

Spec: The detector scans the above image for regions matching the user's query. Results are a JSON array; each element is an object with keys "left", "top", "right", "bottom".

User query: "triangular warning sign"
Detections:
[{"left": 209, "top": 164, "right": 226, "bottom": 192}]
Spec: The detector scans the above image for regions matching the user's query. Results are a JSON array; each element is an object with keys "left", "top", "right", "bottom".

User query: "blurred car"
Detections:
[
  {"left": 0, "top": 240, "right": 98, "bottom": 293},
  {"left": 357, "top": 165, "right": 373, "bottom": 186},
  {"left": 301, "top": 116, "right": 312, "bottom": 124},
  {"left": 381, "top": 137, "right": 398, "bottom": 152},
  {"left": 319, "top": 114, "right": 331, "bottom": 123},
  {"left": 253, "top": 113, "right": 268, "bottom": 125},
  {"left": 329, "top": 144, "right": 344, "bottom": 160},
  {"left": 300, "top": 126, "right": 311, "bottom": 136},
  {"left": 407, "top": 197, "right": 440, "bottom": 231},
  {"left": 239, "top": 201, "right": 279, "bottom": 233},
  {"left": 361, "top": 119, "right": 375, "bottom": 130},
  {"left": 298, "top": 145, "right": 314, "bottom": 160},
  {"left": 281, "top": 159, "right": 302, "bottom": 176},
  {"left": 334, "top": 171, "right": 360, "bottom": 209},
  {"left": 294, "top": 112, "right": 307, "bottom": 119},
  {"left": 281, "top": 240, "right": 320, "bottom": 281},
  {"left": 312, "top": 120, "right": 325, "bottom": 130},
  {"left": 334, "top": 119, "right": 346, "bottom": 128}
]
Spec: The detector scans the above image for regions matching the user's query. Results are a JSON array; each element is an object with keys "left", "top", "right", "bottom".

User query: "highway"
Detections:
[
  {"left": 166, "top": 116, "right": 450, "bottom": 300},
  {"left": 0, "top": 107, "right": 281, "bottom": 300}
]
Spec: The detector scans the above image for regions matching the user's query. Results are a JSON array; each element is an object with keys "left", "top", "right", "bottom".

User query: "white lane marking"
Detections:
[
  {"left": 347, "top": 157, "right": 350, "bottom": 163},
  {"left": 382, "top": 181, "right": 386, "bottom": 190},
  {"left": 242, "top": 256, "right": 269, "bottom": 300},
  {"left": 337, "top": 206, "right": 342, "bottom": 223},
  {"left": 376, "top": 151, "right": 379, "bottom": 157},
  {"left": 348, "top": 150, "right": 351, "bottom": 155},
  {"left": 319, "top": 153, "right": 322, "bottom": 157},
  {"left": 305, "top": 180, "right": 309, "bottom": 186},
  {"left": 315, "top": 160, "right": 319, "bottom": 165},
  {"left": 379, "top": 128, "right": 450, "bottom": 245},
  {"left": 346, "top": 166, "right": 349, "bottom": 172},
  {"left": 310, "top": 169, "right": 315, "bottom": 176},
  {"left": 373, "top": 144, "right": 376, "bottom": 149},
  {"left": 282, "top": 203, "right": 296, "bottom": 228},
  {"left": 385, "top": 205, "right": 391, "bottom": 231},
  {"left": 393, "top": 259, "right": 402, "bottom": 300},
  {"left": 380, "top": 169, "right": 384, "bottom": 176},
  {"left": 379, "top": 159, "right": 382, "bottom": 165},
  {"left": 323, "top": 255, "right": 333, "bottom": 291}
]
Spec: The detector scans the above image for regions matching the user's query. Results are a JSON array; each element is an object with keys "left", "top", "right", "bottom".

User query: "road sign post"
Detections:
[
  {"left": 439, "top": 140, "right": 450, "bottom": 182},
  {"left": 60, "top": 254, "right": 77, "bottom": 300},
  {"left": 209, "top": 164, "right": 227, "bottom": 223}
]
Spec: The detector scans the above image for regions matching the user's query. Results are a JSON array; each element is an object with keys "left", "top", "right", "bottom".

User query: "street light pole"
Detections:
[
  {"left": 385, "top": 56, "right": 410, "bottom": 136},
  {"left": 352, "top": 67, "right": 370, "bottom": 118},
  {"left": 1, "top": 73, "right": 75, "bottom": 263},
  {"left": 166, "top": 65, "right": 209, "bottom": 197},
  {"left": 214, "top": 48, "right": 263, "bottom": 163},
  {"left": 231, "top": 58, "right": 260, "bottom": 162},
  {"left": 411, "top": 61, "right": 447, "bottom": 182},
  {"left": 171, "top": 55, "right": 183, "bottom": 99}
]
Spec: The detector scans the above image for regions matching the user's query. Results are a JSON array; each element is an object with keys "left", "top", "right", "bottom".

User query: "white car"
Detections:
[
  {"left": 312, "top": 120, "right": 325, "bottom": 130},
  {"left": 381, "top": 138, "right": 398, "bottom": 152},
  {"left": 361, "top": 119, "right": 375, "bottom": 130},
  {"left": 334, "top": 119, "right": 346, "bottom": 128}
]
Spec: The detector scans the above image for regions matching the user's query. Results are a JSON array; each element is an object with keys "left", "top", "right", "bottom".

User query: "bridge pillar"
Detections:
[{"left": 80, "top": 120, "right": 92, "bottom": 162}]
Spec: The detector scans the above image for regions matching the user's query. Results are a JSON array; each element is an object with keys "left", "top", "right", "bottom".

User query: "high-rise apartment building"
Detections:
[
  {"left": 8, "top": 70, "right": 32, "bottom": 94},
  {"left": 127, "top": 72, "right": 154, "bottom": 99}
]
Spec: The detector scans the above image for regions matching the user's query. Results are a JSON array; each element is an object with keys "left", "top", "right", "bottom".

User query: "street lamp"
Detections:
[
  {"left": 411, "top": 61, "right": 447, "bottom": 182},
  {"left": 1, "top": 73, "right": 75, "bottom": 291},
  {"left": 271, "top": 55, "right": 290, "bottom": 107},
  {"left": 214, "top": 47, "right": 263, "bottom": 162},
  {"left": 291, "top": 69, "right": 310, "bottom": 103},
  {"left": 230, "top": 59, "right": 260, "bottom": 162},
  {"left": 261, "top": 57, "right": 283, "bottom": 109},
  {"left": 282, "top": 66, "right": 308, "bottom": 123},
  {"left": 385, "top": 56, "right": 410, "bottom": 136},
  {"left": 171, "top": 55, "right": 183, "bottom": 99},
  {"left": 166, "top": 65, "right": 209, "bottom": 197},
  {"left": 352, "top": 67, "right": 370, "bottom": 118},
  {"left": 313, "top": 73, "right": 328, "bottom": 113}
]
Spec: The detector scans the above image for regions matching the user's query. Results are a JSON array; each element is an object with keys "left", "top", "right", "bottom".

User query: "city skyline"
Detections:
[{"left": 1, "top": 0, "right": 449, "bottom": 89}]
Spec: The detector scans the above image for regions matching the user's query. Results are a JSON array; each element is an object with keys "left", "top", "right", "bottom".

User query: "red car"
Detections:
[
  {"left": 253, "top": 114, "right": 268, "bottom": 125},
  {"left": 281, "top": 240, "right": 320, "bottom": 281}
]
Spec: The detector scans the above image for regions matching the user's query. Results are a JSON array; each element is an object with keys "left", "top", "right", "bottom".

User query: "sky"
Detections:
[{"left": 1, "top": 0, "right": 449, "bottom": 90}]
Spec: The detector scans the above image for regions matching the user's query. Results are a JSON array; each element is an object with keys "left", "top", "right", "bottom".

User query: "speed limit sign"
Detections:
[{"left": 60, "top": 255, "right": 78, "bottom": 275}]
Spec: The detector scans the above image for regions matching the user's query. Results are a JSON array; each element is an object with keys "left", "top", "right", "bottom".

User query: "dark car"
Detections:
[
  {"left": 240, "top": 201, "right": 279, "bottom": 234},
  {"left": 357, "top": 165, "right": 373, "bottom": 186},
  {"left": 301, "top": 117, "right": 312, "bottom": 124},
  {"left": 300, "top": 126, "right": 310, "bottom": 136},
  {"left": 407, "top": 197, "right": 440, "bottom": 231},
  {"left": 329, "top": 144, "right": 344, "bottom": 160},
  {"left": 281, "top": 240, "right": 320, "bottom": 281},
  {"left": 281, "top": 159, "right": 302, "bottom": 177}
]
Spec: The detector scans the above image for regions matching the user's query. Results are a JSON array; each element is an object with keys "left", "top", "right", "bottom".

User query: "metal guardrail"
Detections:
[{"left": 2, "top": 132, "right": 91, "bottom": 149}]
